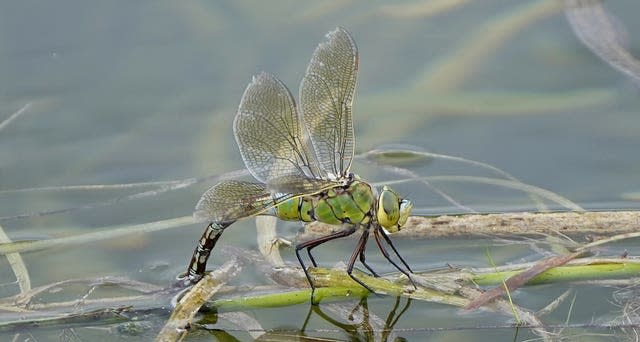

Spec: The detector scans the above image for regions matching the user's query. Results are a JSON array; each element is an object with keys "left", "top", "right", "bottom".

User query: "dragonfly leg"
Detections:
[
  {"left": 182, "top": 221, "right": 232, "bottom": 285},
  {"left": 374, "top": 225, "right": 414, "bottom": 273},
  {"left": 303, "top": 224, "right": 355, "bottom": 267},
  {"left": 373, "top": 226, "right": 416, "bottom": 288},
  {"left": 346, "top": 230, "right": 376, "bottom": 293},
  {"left": 307, "top": 248, "right": 317, "bottom": 268},
  {"left": 295, "top": 225, "right": 358, "bottom": 292},
  {"left": 357, "top": 228, "right": 380, "bottom": 277}
]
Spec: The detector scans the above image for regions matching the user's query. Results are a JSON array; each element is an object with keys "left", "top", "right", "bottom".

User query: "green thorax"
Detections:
[{"left": 274, "top": 179, "right": 374, "bottom": 226}]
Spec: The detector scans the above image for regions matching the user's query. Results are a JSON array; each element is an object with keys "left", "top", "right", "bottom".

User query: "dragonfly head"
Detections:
[{"left": 376, "top": 186, "right": 413, "bottom": 233}]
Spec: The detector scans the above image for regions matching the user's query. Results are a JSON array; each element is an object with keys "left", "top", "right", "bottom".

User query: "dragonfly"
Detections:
[{"left": 184, "top": 27, "right": 414, "bottom": 295}]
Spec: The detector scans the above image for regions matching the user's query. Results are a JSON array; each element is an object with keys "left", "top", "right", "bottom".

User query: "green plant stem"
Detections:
[
  {"left": 205, "top": 258, "right": 640, "bottom": 311},
  {"left": 472, "top": 262, "right": 640, "bottom": 286}
]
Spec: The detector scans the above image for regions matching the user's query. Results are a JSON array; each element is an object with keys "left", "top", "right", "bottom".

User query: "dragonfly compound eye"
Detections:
[{"left": 377, "top": 186, "right": 401, "bottom": 231}]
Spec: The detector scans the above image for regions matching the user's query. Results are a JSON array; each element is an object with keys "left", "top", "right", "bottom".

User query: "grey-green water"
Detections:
[{"left": 1, "top": 1, "right": 639, "bottom": 341}]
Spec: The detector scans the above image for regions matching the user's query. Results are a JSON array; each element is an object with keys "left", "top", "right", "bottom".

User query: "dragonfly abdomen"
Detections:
[{"left": 274, "top": 179, "right": 375, "bottom": 226}]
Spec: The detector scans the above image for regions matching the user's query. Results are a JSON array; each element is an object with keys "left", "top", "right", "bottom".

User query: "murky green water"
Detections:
[{"left": 1, "top": 1, "right": 639, "bottom": 341}]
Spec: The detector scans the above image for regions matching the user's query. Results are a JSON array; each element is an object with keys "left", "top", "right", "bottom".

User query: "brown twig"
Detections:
[
  {"left": 465, "top": 251, "right": 584, "bottom": 310},
  {"left": 304, "top": 211, "right": 640, "bottom": 239}
]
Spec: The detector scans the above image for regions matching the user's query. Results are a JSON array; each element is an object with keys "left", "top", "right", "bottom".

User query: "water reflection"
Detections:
[
  {"left": 298, "top": 297, "right": 411, "bottom": 341},
  {"left": 199, "top": 296, "right": 412, "bottom": 341}
]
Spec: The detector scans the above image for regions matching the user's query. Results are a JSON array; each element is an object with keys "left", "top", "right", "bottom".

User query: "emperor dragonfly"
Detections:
[{"left": 185, "top": 27, "right": 414, "bottom": 294}]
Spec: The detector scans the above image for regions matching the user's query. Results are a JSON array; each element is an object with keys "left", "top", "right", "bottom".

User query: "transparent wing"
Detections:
[
  {"left": 193, "top": 179, "right": 339, "bottom": 223},
  {"left": 300, "top": 27, "right": 358, "bottom": 179},
  {"left": 234, "top": 72, "right": 325, "bottom": 184},
  {"left": 267, "top": 175, "right": 339, "bottom": 196},
  {"left": 194, "top": 180, "right": 287, "bottom": 223}
]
